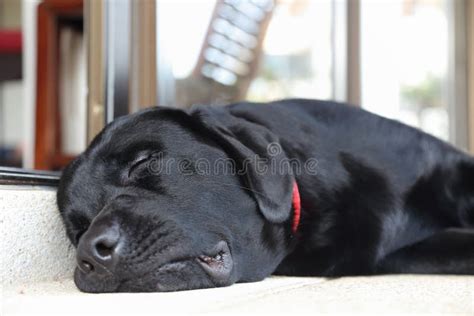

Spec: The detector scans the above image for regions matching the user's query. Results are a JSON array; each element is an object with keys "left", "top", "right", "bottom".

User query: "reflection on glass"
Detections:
[
  {"left": 157, "top": 0, "right": 334, "bottom": 108},
  {"left": 361, "top": 0, "right": 450, "bottom": 141},
  {"left": 247, "top": 0, "right": 333, "bottom": 101}
]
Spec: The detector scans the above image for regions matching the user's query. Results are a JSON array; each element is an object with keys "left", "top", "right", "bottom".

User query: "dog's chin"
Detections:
[
  {"left": 74, "top": 268, "right": 162, "bottom": 293},
  {"left": 74, "top": 268, "right": 121, "bottom": 293},
  {"left": 73, "top": 261, "right": 219, "bottom": 293},
  {"left": 74, "top": 268, "right": 165, "bottom": 293},
  {"left": 115, "top": 261, "right": 221, "bottom": 293}
]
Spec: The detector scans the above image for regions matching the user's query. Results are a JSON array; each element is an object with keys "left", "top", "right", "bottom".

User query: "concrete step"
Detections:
[
  {"left": 1, "top": 186, "right": 75, "bottom": 287},
  {"left": 3, "top": 275, "right": 474, "bottom": 315},
  {"left": 1, "top": 186, "right": 474, "bottom": 315}
]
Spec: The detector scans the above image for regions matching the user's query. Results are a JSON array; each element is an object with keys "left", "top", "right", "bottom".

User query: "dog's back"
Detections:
[
  {"left": 224, "top": 99, "right": 474, "bottom": 276},
  {"left": 228, "top": 99, "right": 464, "bottom": 190}
]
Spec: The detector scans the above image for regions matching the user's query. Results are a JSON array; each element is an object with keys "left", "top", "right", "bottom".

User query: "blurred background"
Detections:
[{"left": 0, "top": 0, "right": 473, "bottom": 171}]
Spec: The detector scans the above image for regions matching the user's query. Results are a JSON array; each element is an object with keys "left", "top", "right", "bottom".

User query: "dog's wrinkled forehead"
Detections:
[
  {"left": 59, "top": 109, "right": 188, "bottom": 208},
  {"left": 87, "top": 107, "right": 197, "bottom": 159},
  {"left": 58, "top": 107, "right": 228, "bottom": 219}
]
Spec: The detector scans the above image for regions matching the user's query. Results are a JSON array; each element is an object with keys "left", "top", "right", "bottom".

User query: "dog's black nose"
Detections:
[{"left": 76, "top": 223, "right": 121, "bottom": 276}]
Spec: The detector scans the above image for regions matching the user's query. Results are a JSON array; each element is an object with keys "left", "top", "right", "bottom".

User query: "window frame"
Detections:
[
  {"left": 467, "top": 0, "right": 474, "bottom": 153},
  {"left": 0, "top": 167, "right": 59, "bottom": 186},
  {"left": 1, "top": 0, "right": 471, "bottom": 182},
  {"left": 332, "top": 0, "right": 361, "bottom": 105},
  {"left": 447, "top": 0, "right": 469, "bottom": 149}
]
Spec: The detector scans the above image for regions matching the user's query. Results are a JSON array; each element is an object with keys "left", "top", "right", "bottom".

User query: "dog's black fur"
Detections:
[{"left": 57, "top": 99, "right": 474, "bottom": 292}]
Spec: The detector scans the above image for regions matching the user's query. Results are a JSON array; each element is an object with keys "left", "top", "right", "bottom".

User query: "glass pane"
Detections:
[
  {"left": 247, "top": 0, "right": 334, "bottom": 101},
  {"left": 361, "top": 0, "right": 450, "bottom": 141},
  {"left": 155, "top": 0, "right": 334, "bottom": 109}
]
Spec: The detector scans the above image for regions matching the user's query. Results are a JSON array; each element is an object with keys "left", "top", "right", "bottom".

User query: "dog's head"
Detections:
[{"left": 57, "top": 106, "right": 296, "bottom": 292}]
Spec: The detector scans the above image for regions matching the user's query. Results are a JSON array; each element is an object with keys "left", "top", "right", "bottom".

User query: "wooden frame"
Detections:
[
  {"left": 332, "top": 0, "right": 360, "bottom": 105},
  {"left": 85, "top": 0, "right": 106, "bottom": 144},
  {"left": 34, "top": 0, "right": 83, "bottom": 170},
  {"left": 104, "top": 0, "right": 131, "bottom": 122},
  {"left": 130, "top": 0, "right": 157, "bottom": 112},
  {"left": 468, "top": 0, "right": 474, "bottom": 153},
  {"left": 346, "top": 0, "right": 361, "bottom": 106},
  {"left": 446, "top": 0, "right": 469, "bottom": 150}
]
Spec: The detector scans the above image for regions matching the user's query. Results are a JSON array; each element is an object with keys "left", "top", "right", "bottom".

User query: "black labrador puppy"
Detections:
[{"left": 57, "top": 99, "right": 474, "bottom": 292}]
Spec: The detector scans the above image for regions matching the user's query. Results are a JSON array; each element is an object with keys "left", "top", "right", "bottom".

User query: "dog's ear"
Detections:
[{"left": 192, "top": 106, "right": 293, "bottom": 224}]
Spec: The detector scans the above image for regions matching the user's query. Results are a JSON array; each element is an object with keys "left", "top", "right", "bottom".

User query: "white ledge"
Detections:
[{"left": 3, "top": 276, "right": 474, "bottom": 315}]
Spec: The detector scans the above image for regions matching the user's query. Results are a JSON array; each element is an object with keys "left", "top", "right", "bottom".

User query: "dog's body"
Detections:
[{"left": 58, "top": 99, "right": 474, "bottom": 292}]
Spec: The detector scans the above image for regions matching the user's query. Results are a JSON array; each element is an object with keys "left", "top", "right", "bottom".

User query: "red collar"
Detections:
[{"left": 291, "top": 181, "right": 301, "bottom": 234}]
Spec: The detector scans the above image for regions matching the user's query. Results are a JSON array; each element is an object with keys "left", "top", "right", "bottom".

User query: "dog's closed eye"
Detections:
[
  {"left": 128, "top": 156, "right": 150, "bottom": 178},
  {"left": 127, "top": 151, "right": 163, "bottom": 179}
]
